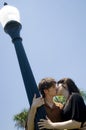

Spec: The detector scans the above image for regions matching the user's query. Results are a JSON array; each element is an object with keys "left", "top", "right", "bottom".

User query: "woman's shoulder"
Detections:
[
  {"left": 71, "top": 92, "right": 81, "bottom": 98},
  {"left": 70, "top": 92, "right": 85, "bottom": 103}
]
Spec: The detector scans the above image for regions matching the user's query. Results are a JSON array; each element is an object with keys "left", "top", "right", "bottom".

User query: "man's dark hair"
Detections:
[{"left": 38, "top": 77, "right": 56, "bottom": 97}]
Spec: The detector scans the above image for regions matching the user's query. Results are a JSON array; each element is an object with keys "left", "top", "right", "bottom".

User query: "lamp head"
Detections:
[{"left": 0, "top": 4, "right": 20, "bottom": 28}]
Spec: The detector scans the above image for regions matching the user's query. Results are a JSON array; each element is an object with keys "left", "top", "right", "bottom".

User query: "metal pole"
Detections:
[{"left": 4, "top": 21, "right": 46, "bottom": 130}]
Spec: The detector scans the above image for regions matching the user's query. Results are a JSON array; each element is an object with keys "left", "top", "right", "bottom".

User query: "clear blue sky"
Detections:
[{"left": 0, "top": 0, "right": 86, "bottom": 130}]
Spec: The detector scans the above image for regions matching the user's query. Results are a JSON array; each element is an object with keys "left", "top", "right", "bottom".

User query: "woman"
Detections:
[{"left": 38, "top": 78, "right": 86, "bottom": 130}]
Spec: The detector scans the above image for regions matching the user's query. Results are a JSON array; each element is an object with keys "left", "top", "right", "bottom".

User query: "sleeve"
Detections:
[{"left": 69, "top": 93, "right": 86, "bottom": 122}]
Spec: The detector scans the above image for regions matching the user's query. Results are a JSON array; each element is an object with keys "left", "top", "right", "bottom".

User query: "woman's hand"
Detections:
[
  {"left": 31, "top": 94, "right": 44, "bottom": 109},
  {"left": 38, "top": 118, "right": 54, "bottom": 129}
]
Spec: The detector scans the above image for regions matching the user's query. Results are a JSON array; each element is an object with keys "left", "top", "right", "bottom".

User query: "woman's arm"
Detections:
[
  {"left": 38, "top": 118, "right": 81, "bottom": 130},
  {"left": 53, "top": 120, "right": 81, "bottom": 129}
]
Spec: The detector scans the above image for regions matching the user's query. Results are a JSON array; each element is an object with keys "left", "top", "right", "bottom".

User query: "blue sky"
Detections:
[{"left": 0, "top": 0, "right": 86, "bottom": 130}]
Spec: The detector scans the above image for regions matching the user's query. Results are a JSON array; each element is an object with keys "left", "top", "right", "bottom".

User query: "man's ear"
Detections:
[{"left": 44, "top": 89, "right": 48, "bottom": 94}]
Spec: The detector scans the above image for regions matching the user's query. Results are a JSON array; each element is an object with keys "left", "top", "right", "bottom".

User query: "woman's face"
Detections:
[{"left": 56, "top": 83, "right": 69, "bottom": 98}]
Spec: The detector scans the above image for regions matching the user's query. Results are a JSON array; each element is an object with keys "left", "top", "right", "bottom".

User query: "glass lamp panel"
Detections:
[{"left": 0, "top": 5, "right": 20, "bottom": 28}]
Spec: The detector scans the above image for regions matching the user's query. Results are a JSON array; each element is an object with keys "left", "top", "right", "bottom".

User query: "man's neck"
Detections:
[{"left": 45, "top": 97, "right": 54, "bottom": 108}]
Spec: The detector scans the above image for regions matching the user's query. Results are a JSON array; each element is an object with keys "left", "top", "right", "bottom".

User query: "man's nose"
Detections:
[
  {"left": 56, "top": 87, "right": 58, "bottom": 92},
  {"left": 56, "top": 84, "right": 59, "bottom": 89}
]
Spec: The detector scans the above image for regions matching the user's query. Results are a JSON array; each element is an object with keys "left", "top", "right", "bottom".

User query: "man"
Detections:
[{"left": 26, "top": 77, "right": 63, "bottom": 130}]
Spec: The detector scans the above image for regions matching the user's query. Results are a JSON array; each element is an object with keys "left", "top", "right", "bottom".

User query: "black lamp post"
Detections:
[{"left": 0, "top": 4, "right": 46, "bottom": 130}]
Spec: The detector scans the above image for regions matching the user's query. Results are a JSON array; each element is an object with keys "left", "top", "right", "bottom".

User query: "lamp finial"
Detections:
[{"left": 4, "top": 2, "right": 8, "bottom": 6}]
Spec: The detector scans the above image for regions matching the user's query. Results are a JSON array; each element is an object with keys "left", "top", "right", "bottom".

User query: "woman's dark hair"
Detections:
[
  {"left": 57, "top": 78, "right": 80, "bottom": 95},
  {"left": 38, "top": 78, "right": 56, "bottom": 98}
]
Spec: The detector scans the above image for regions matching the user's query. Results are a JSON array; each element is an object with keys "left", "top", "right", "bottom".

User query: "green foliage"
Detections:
[
  {"left": 53, "top": 96, "right": 66, "bottom": 104},
  {"left": 80, "top": 91, "right": 86, "bottom": 101},
  {"left": 13, "top": 109, "right": 28, "bottom": 129}
]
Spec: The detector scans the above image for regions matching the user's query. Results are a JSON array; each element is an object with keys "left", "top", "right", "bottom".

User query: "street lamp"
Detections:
[{"left": 0, "top": 3, "right": 46, "bottom": 130}]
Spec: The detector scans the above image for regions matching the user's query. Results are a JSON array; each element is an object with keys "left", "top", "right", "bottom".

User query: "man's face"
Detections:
[{"left": 44, "top": 84, "right": 57, "bottom": 97}]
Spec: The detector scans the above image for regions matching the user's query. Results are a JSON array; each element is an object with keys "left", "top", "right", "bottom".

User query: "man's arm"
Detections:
[
  {"left": 26, "top": 95, "right": 44, "bottom": 130},
  {"left": 26, "top": 105, "right": 37, "bottom": 130}
]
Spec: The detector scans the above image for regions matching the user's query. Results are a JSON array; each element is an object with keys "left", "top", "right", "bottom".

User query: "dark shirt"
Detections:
[{"left": 62, "top": 93, "right": 86, "bottom": 130}]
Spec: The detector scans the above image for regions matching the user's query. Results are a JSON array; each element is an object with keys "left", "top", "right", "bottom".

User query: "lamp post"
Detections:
[{"left": 0, "top": 3, "right": 46, "bottom": 130}]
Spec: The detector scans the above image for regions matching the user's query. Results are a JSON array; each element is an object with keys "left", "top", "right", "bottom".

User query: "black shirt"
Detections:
[{"left": 62, "top": 93, "right": 86, "bottom": 130}]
